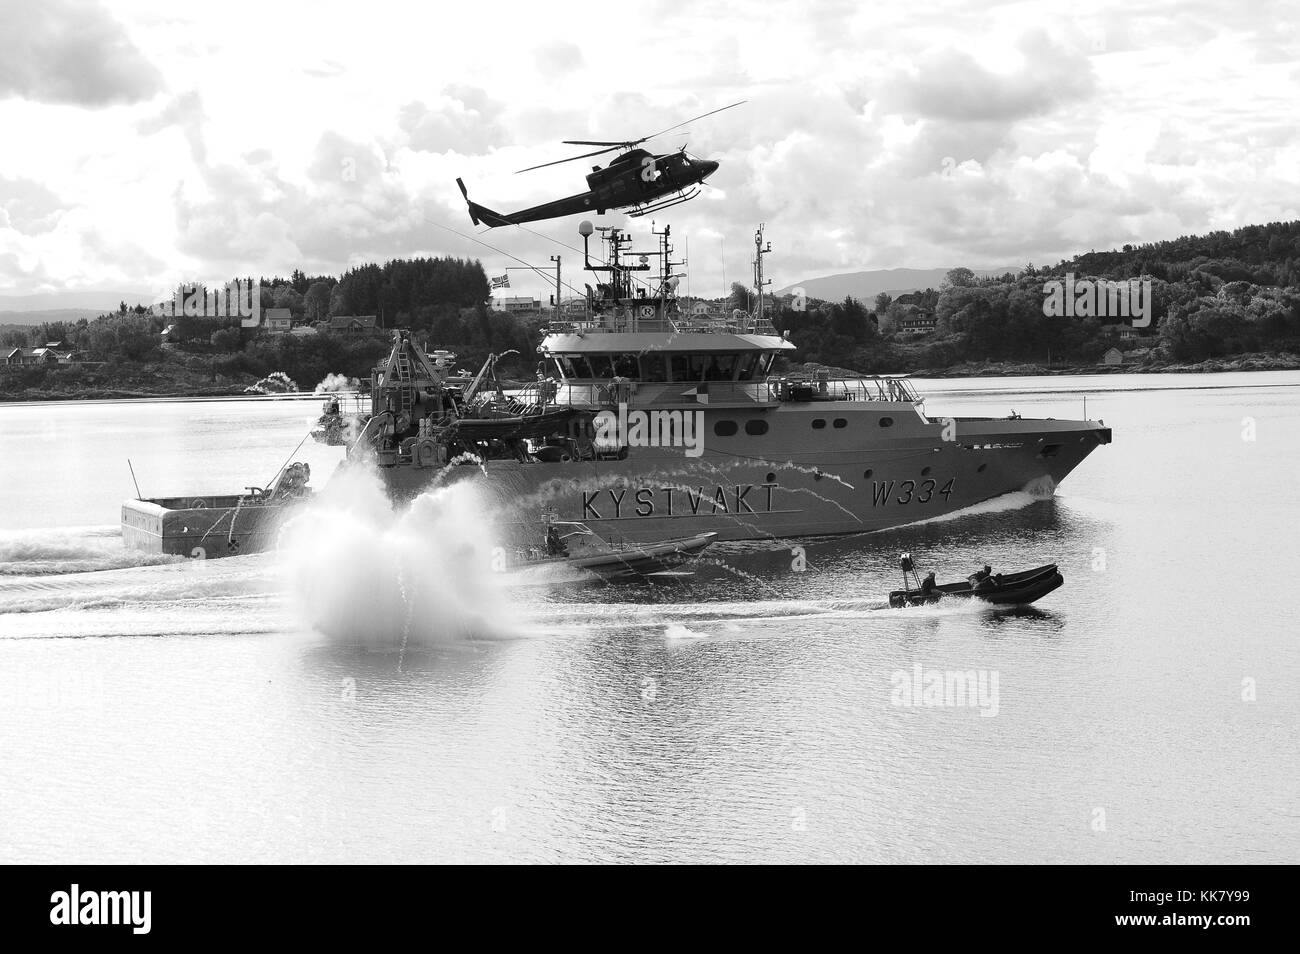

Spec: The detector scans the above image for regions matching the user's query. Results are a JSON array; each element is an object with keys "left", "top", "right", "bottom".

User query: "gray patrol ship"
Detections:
[{"left": 346, "top": 222, "right": 1111, "bottom": 544}]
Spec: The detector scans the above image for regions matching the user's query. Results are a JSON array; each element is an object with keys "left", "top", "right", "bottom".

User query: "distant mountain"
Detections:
[
  {"left": 0, "top": 290, "right": 154, "bottom": 323},
  {"left": 776, "top": 266, "right": 1021, "bottom": 302},
  {"left": 0, "top": 308, "right": 112, "bottom": 327}
]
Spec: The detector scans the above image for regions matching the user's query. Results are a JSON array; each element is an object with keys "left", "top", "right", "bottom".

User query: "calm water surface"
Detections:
[{"left": 0, "top": 373, "right": 1296, "bottom": 863}]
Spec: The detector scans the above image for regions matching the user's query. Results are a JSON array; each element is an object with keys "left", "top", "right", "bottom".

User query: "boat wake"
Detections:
[
  {"left": 0, "top": 483, "right": 1049, "bottom": 645},
  {"left": 884, "top": 488, "right": 1048, "bottom": 532},
  {"left": 0, "top": 525, "right": 184, "bottom": 576}
]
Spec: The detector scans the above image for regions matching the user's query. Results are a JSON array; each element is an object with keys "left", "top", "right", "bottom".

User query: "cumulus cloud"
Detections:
[
  {"left": 399, "top": 86, "right": 507, "bottom": 154},
  {"left": 172, "top": 132, "right": 436, "bottom": 277},
  {"left": 0, "top": 176, "right": 66, "bottom": 234},
  {"left": 0, "top": 0, "right": 163, "bottom": 106},
  {"left": 136, "top": 90, "right": 206, "bottom": 162},
  {"left": 2, "top": 0, "right": 1300, "bottom": 299},
  {"left": 892, "top": 30, "right": 1096, "bottom": 123},
  {"left": 534, "top": 40, "right": 584, "bottom": 78}
]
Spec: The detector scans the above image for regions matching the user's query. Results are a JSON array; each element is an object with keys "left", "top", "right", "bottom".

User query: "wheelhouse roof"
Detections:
[{"left": 540, "top": 332, "right": 795, "bottom": 354}]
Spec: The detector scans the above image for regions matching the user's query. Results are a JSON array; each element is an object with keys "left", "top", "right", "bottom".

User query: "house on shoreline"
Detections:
[{"left": 3, "top": 345, "right": 76, "bottom": 367}]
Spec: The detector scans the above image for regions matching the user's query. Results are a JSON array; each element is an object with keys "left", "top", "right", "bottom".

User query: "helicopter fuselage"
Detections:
[{"left": 458, "top": 150, "right": 719, "bottom": 228}]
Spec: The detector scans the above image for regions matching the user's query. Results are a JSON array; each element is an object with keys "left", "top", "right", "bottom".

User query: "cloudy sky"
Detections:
[{"left": 1, "top": 0, "right": 1297, "bottom": 305}]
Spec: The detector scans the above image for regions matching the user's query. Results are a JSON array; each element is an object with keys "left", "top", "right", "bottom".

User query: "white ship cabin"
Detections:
[{"left": 538, "top": 331, "right": 921, "bottom": 411}]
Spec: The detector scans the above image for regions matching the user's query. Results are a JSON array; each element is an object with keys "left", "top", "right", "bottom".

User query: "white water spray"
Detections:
[{"left": 277, "top": 463, "right": 518, "bottom": 650}]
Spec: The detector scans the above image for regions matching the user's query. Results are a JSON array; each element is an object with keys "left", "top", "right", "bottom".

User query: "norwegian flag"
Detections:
[{"left": 491, "top": 274, "right": 510, "bottom": 289}]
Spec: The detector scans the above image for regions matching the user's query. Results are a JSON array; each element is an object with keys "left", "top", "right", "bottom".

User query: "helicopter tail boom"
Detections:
[{"left": 456, "top": 177, "right": 598, "bottom": 228}]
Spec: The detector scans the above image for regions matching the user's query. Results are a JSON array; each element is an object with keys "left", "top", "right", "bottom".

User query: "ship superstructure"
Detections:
[{"left": 347, "top": 222, "right": 1111, "bottom": 544}]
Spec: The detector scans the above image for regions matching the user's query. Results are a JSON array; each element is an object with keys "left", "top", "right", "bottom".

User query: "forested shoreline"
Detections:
[{"left": 4, "top": 220, "right": 1299, "bottom": 401}]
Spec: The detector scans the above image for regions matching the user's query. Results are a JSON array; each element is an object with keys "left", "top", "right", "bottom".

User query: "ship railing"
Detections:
[
  {"left": 544, "top": 313, "right": 780, "bottom": 337},
  {"left": 316, "top": 391, "right": 369, "bottom": 416},
  {"left": 510, "top": 376, "right": 924, "bottom": 409},
  {"left": 545, "top": 315, "right": 685, "bottom": 334},
  {"left": 824, "top": 376, "right": 922, "bottom": 403},
  {"left": 770, "top": 374, "right": 924, "bottom": 404}
]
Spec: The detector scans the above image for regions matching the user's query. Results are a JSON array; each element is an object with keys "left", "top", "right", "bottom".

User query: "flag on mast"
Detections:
[{"left": 491, "top": 274, "right": 510, "bottom": 289}]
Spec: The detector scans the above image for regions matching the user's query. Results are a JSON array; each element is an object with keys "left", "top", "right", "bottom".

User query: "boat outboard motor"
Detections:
[{"left": 899, "top": 552, "right": 922, "bottom": 593}]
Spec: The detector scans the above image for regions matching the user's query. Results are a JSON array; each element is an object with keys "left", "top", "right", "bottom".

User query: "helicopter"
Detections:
[{"left": 455, "top": 101, "right": 743, "bottom": 228}]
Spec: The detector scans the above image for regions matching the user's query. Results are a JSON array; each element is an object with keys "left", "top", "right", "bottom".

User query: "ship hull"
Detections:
[{"left": 374, "top": 401, "right": 1111, "bottom": 544}]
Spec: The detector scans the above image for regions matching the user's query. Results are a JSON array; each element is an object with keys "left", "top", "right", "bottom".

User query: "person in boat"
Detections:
[
  {"left": 919, "top": 571, "right": 939, "bottom": 596},
  {"left": 973, "top": 565, "right": 998, "bottom": 594},
  {"left": 545, "top": 524, "right": 569, "bottom": 557}
]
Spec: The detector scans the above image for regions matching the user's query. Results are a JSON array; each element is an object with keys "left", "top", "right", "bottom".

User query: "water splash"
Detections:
[
  {"left": 313, "top": 373, "right": 359, "bottom": 394},
  {"left": 277, "top": 461, "right": 518, "bottom": 652},
  {"left": 245, "top": 371, "right": 299, "bottom": 395},
  {"left": 664, "top": 622, "right": 710, "bottom": 639}
]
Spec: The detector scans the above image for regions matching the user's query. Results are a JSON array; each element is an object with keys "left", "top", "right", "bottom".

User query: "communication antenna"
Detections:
[{"left": 753, "top": 224, "right": 772, "bottom": 322}]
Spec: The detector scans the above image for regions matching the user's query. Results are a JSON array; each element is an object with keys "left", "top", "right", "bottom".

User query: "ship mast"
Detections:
[{"left": 753, "top": 223, "right": 772, "bottom": 324}]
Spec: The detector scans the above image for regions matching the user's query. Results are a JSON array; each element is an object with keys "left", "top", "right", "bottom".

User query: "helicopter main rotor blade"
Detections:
[
  {"left": 552, "top": 101, "right": 746, "bottom": 156},
  {"left": 516, "top": 144, "right": 623, "bottom": 174},
  {"left": 637, "top": 100, "right": 746, "bottom": 145}
]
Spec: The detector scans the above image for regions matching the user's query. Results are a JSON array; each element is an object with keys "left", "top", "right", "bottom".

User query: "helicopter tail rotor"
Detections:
[{"left": 456, "top": 177, "right": 512, "bottom": 228}]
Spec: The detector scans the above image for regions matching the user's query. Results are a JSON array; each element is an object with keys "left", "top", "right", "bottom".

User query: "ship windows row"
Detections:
[
  {"left": 710, "top": 416, "right": 880, "bottom": 437},
  {"left": 552, "top": 352, "right": 778, "bottom": 383},
  {"left": 713, "top": 419, "right": 769, "bottom": 436}
]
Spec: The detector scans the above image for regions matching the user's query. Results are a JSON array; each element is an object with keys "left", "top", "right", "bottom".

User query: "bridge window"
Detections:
[
  {"left": 714, "top": 420, "right": 738, "bottom": 437},
  {"left": 640, "top": 353, "right": 667, "bottom": 381},
  {"left": 669, "top": 354, "right": 696, "bottom": 382},
  {"left": 758, "top": 353, "right": 777, "bottom": 376},
  {"left": 612, "top": 353, "right": 640, "bottom": 378},
  {"left": 705, "top": 354, "right": 737, "bottom": 380},
  {"left": 811, "top": 418, "right": 826, "bottom": 429},
  {"left": 736, "top": 353, "right": 761, "bottom": 381},
  {"left": 566, "top": 356, "right": 597, "bottom": 378},
  {"left": 744, "top": 419, "right": 769, "bottom": 436}
]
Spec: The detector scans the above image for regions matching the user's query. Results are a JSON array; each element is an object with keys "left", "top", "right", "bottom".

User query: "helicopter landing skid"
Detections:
[{"left": 627, "top": 187, "right": 701, "bottom": 217}]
